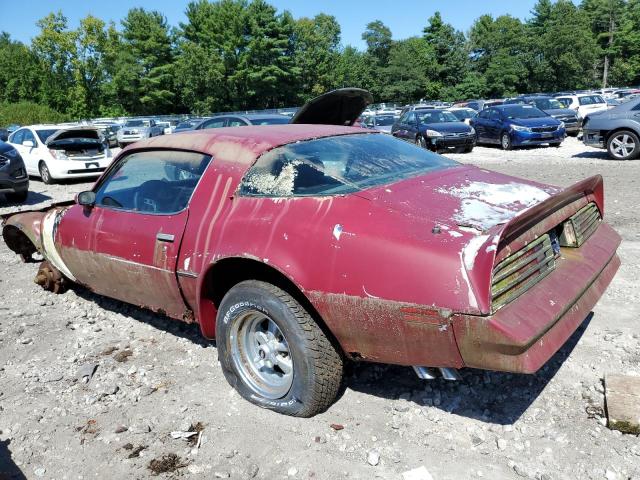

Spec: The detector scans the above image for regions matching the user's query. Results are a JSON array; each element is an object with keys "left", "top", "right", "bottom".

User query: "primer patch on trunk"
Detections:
[{"left": 438, "top": 181, "right": 551, "bottom": 230}]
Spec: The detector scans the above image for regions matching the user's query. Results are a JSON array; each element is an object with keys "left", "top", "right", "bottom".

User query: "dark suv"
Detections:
[
  {"left": 582, "top": 97, "right": 640, "bottom": 160},
  {"left": 0, "top": 141, "right": 29, "bottom": 203},
  {"left": 504, "top": 96, "right": 581, "bottom": 136}
]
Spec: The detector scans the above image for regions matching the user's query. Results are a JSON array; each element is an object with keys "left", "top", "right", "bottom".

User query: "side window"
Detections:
[
  {"left": 201, "top": 118, "right": 226, "bottom": 129},
  {"left": 407, "top": 113, "right": 417, "bottom": 125},
  {"left": 477, "top": 110, "right": 489, "bottom": 119},
  {"left": 633, "top": 102, "right": 640, "bottom": 111},
  {"left": 10, "top": 129, "right": 25, "bottom": 144},
  {"left": 489, "top": 110, "right": 501, "bottom": 121},
  {"left": 22, "top": 130, "right": 36, "bottom": 145},
  {"left": 94, "top": 150, "right": 211, "bottom": 214},
  {"left": 227, "top": 117, "right": 247, "bottom": 127},
  {"left": 241, "top": 147, "right": 347, "bottom": 197},
  {"left": 468, "top": 102, "right": 479, "bottom": 111},
  {"left": 399, "top": 113, "right": 410, "bottom": 124}
]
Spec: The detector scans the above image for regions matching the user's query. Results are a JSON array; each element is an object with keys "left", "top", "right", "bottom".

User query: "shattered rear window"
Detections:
[{"left": 240, "top": 133, "right": 457, "bottom": 197}]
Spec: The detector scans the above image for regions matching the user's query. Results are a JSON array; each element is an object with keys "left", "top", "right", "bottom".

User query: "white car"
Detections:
[
  {"left": 556, "top": 94, "right": 610, "bottom": 120},
  {"left": 156, "top": 121, "right": 174, "bottom": 135},
  {"left": 8, "top": 125, "right": 114, "bottom": 184}
]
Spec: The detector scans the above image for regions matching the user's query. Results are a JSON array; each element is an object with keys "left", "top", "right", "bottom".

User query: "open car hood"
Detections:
[
  {"left": 45, "top": 127, "right": 101, "bottom": 145},
  {"left": 290, "top": 88, "right": 373, "bottom": 126}
]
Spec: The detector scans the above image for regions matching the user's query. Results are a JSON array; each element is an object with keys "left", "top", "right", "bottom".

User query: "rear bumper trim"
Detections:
[{"left": 453, "top": 223, "right": 621, "bottom": 373}]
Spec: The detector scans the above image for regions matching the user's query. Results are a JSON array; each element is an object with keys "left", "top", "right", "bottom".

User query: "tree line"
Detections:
[{"left": 0, "top": 0, "right": 639, "bottom": 120}]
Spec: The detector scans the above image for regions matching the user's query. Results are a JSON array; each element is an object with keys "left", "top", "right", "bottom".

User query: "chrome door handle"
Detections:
[{"left": 156, "top": 233, "right": 175, "bottom": 243}]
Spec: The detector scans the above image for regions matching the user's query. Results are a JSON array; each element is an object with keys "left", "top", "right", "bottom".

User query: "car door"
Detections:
[
  {"left": 473, "top": 110, "right": 489, "bottom": 141},
  {"left": 486, "top": 109, "right": 503, "bottom": 143},
  {"left": 391, "top": 112, "right": 411, "bottom": 139},
  {"left": 16, "top": 129, "right": 39, "bottom": 174},
  {"left": 404, "top": 112, "right": 419, "bottom": 140},
  {"left": 55, "top": 149, "right": 212, "bottom": 319}
]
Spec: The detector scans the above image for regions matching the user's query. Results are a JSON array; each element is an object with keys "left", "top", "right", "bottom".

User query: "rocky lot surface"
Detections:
[{"left": 1, "top": 137, "right": 639, "bottom": 479}]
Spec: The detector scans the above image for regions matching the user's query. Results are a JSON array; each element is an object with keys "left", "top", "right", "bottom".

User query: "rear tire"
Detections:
[
  {"left": 38, "top": 162, "right": 54, "bottom": 185},
  {"left": 501, "top": 132, "right": 512, "bottom": 150},
  {"left": 216, "top": 280, "right": 343, "bottom": 417},
  {"left": 550, "top": 142, "right": 562, "bottom": 148},
  {"left": 607, "top": 130, "right": 640, "bottom": 160},
  {"left": 463, "top": 146, "right": 474, "bottom": 153}
]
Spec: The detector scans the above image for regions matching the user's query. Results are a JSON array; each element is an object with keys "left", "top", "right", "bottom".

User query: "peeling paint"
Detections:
[
  {"left": 333, "top": 224, "right": 343, "bottom": 241},
  {"left": 438, "top": 181, "right": 552, "bottom": 230},
  {"left": 462, "top": 235, "right": 490, "bottom": 271},
  {"left": 362, "top": 286, "right": 379, "bottom": 299}
]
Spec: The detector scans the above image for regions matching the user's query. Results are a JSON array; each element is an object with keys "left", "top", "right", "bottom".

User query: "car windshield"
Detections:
[
  {"left": 501, "top": 105, "right": 547, "bottom": 119},
  {"left": 375, "top": 116, "right": 396, "bottom": 126},
  {"left": 418, "top": 111, "right": 458, "bottom": 123},
  {"left": 250, "top": 117, "right": 290, "bottom": 125},
  {"left": 240, "top": 133, "right": 457, "bottom": 197},
  {"left": 450, "top": 110, "right": 475, "bottom": 121},
  {"left": 36, "top": 129, "right": 59, "bottom": 142},
  {"left": 125, "top": 120, "right": 149, "bottom": 127},
  {"left": 533, "top": 98, "right": 564, "bottom": 110}
]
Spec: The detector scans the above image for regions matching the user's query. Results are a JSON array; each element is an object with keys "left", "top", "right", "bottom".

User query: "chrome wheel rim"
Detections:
[
  {"left": 229, "top": 310, "right": 293, "bottom": 399},
  {"left": 611, "top": 134, "right": 636, "bottom": 159},
  {"left": 40, "top": 164, "right": 49, "bottom": 182},
  {"left": 416, "top": 136, "right": 425, "bottom": 148},
  {"left": 501, "top": 134, "right": 510, "bottom": 149}
]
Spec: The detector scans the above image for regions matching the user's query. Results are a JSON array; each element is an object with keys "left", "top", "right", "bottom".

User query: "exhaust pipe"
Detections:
[
  {"left": 412, "top": 366, "right": 461, "bottom": 381},
  {"left": 412, "top": 366, "right": 437, "bottom": 380},
  {"left": 439, "top": 367, "right": 462, "bottom": 381}
]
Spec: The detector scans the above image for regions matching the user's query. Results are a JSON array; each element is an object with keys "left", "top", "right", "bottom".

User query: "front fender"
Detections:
[{"left": 2, "top": 211, "right": 47, "bottom": 254}]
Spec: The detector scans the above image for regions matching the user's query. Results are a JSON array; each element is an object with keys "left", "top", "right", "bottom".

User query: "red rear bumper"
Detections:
[{"left": 453, "top": 223, "right": 621, "bottom": 373}]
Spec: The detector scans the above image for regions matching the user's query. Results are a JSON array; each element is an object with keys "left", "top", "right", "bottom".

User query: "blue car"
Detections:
[{"left": 471, "top": 104, "right": 566, "bottom": 150}]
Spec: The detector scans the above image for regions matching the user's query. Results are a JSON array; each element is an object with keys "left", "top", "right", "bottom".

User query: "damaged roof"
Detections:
[{"left": 134, "top": 124, "right": 370, "bottom": 166}]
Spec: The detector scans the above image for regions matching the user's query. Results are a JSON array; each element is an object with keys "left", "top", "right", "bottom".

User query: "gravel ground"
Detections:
[{"left": 1, "top": 137, "right": 639, "bottom": 480}]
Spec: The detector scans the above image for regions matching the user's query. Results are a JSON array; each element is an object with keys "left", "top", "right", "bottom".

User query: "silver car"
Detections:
[{"left": 117, "top": 119, "right": 164, "bottom": 147}]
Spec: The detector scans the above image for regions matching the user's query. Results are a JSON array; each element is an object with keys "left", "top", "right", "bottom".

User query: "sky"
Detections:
[{"left": 0, "top": 0, "right": 549, "bottom": 49}]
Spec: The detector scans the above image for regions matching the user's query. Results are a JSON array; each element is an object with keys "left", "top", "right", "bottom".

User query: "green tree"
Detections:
[
  {"left": 118, "top": 8, "right": 176, "bottom": 114},
  {"left": 422, "top": 12, "right": 469, "bottom": 97},
  {"left": 381, "top": 37, "right": 433, "bottom": 103},
  {"left": 581, "top": 0, "right": 626, "bottom": 87},
  {"left": 69, "top": 15, "right": 110, "bottom": 118},
  {"left": 233, "top": 1, "right": 299, "bottom": 108},
  {"left": 334, "top": 46, "right": 376, "bottom": 92},
  {"left": 0, "top": 34, "right": 41, "bottom": 104},
  {"left": 608, "top": 0, "right": 640, "bottom": 85},
  {"left": 32, "top": 11, "right": 75, "bottom": 113},
  {"left": 469, "top": 15, "right": 530, "bottom": 97},
  {"left": 362, "top": 20, "right": 392, "bottom": 65},
  {"left": 527, "top": 0, "right": 600, "bottom": 91},
  {"left": 293, "top": 14, "right": 341, "bottom": 98}
]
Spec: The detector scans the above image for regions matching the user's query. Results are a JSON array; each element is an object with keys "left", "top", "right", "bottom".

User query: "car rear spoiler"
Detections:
[
  {"left": 498, "top": 175, "right": 604, "bottom": 247},
  {"left": 464, "top": 175, "right": 605, "bottom": 314}
]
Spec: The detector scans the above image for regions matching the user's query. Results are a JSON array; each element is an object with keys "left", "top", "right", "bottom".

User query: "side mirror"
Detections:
[
  {"left": 77, "top": 191, "right": 96, "bottom": 207},
  {"left": 22, "top": 140, "right": 34, "bottom": 148}
]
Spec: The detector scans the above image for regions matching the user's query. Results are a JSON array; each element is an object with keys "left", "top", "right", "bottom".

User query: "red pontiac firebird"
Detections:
[{"left": 1, "top": 90, "right": 621, "bottom": 416}]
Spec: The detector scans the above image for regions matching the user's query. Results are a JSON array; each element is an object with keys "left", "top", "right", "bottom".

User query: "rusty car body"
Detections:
[{"left": 0, "top": 91, "right": 621, "bottom": 417}]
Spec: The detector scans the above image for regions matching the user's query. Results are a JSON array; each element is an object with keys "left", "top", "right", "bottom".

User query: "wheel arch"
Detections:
[
  {"left": 604, "top": 126, "right": 640, "bottom": 143},
  {"left": 2, "top": 223, "right": 39, "bottom": 261},
  {"left": 197, "top": 256, "right": 343, "bottom": 353}
]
